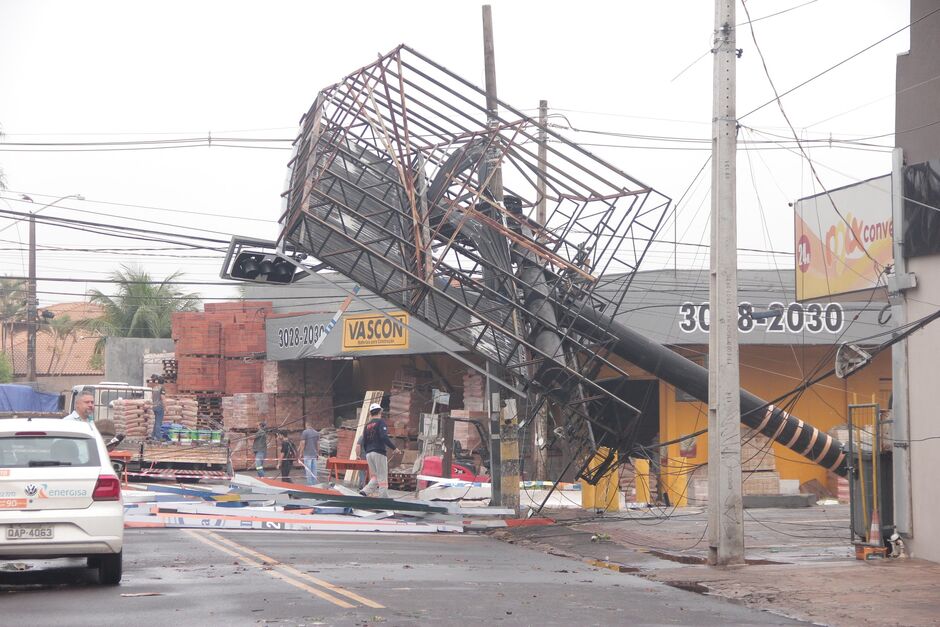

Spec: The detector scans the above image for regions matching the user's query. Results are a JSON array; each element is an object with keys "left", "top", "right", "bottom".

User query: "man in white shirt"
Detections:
[{"left": 65, "top": 389, "right": 95, "bottom": 423}]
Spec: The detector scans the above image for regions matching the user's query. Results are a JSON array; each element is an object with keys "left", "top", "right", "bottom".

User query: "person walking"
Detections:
[
  {"left": 297, "top": 425, "right": 320, "bottom": 485},
  {"left": 253, "top": 421, "right": 268, "bottom": 477},
  {"left": 150, "top": 376, "right": 165, "bottom": 441},
  {"left": 277, "top": 432, "right": 297, "bottom": 483},
  {"left": 358, "top": 403, "right": 397, "bottom": 498}
]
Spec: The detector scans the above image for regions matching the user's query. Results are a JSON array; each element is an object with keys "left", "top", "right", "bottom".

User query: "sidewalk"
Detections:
[{"left": 494, "top": 504, "right": 940, "bottom": 626}]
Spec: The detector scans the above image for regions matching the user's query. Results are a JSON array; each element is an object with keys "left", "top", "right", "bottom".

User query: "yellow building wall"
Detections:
[{"left": 647, "top": 345, "right": 891, "bottom": 506}]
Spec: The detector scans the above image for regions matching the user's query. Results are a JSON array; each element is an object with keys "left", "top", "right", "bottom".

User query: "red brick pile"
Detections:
[
  {"left": 462, "top": 370, "right": 486, "bottom": 411},
  {"left": 336, "top": 426, "right": 358, "bottom": 460},
  {"left": 387, "top": 367, "right": 431, "bottom": 437},
  {"left": 221, "top": 393, "right": 275, "bottom": 430},
  {"left": 172, "top": 302, "right": 272, "bottom": 395},
  {"left": 261, "top": 359, "right": 334, "bottom": 431}
]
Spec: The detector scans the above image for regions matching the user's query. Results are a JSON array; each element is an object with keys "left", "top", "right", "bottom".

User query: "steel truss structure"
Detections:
[
  {"left": 280, "top": 46, "right": 671, "bottom": 477},
  {"left": 278, "top": 45, "right": 849, "bottom": 482}
]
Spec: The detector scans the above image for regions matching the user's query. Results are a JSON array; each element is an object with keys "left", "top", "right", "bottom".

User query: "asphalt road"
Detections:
[{"left": 0, "top": 529, "right": 797, "bottom": 626}]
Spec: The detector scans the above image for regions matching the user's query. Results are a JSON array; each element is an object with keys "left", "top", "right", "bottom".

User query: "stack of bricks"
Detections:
[
  {"left": 174, "top": 312, "right": 223, "bottom": 394},
  {"left": 172, "top": 301, "right": 272, "bottom": 396},
  {"left": 221, "top": 393, "right": 275, "bottom": 431},
  {"left": 387, "top": 367, "right": 431, "bottom": 437},
  {"left": 221, "top": 307, "right": 266, "bottom": 396},
  {"left": 301, "top": 359, "right": 333, "bottom": 430},
  {"left": 336, "top": 426, "right": 358, "bottom": 460},
  {"left": 619, "top": 464, "right": 638, "bottom": 502},
  {"left": 741, "top": 427, "right": 780, "bottom": 496},
  {"left": 462, "top": 370, "right": 486, "bottom": 411},
  {"left": 261, "top": 359, "right": 334, "bottom": 432}
]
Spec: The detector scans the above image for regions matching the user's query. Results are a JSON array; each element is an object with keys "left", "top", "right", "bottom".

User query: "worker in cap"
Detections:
[{"left": 358, "top": 403, "right": 397, "bottom": 498}]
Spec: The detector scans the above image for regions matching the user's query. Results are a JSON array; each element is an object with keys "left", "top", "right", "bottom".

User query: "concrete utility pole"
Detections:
[
  {"left": 707, "top": 0, "right": 745, "bottom": 566},
  {"left": 481, "top": 5, "right": 519, "bottom": 510},
  {"left": 889, "top": 147, "right": 915, "bottom": 537},
  {"left": 482, "top": 4, "right": 504, "bottom": 203},
  {"left": 21, "top": 193, "right": 82, "bottom": 383},
  {"left": 26, "top": 211, "right": 37, "bottom": 382},
  {"left": 534, "top": 98, "right": 549, "bottom": 480}
]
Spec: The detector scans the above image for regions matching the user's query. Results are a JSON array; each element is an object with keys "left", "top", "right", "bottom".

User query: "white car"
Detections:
[{"left": 0, "top": 418, "right": 124, "bottom": 584}]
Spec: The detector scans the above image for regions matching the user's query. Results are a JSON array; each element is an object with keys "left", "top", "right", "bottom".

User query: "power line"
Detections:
[
  {"left": 740, "top": 1, "right": 887, "bottom": 281},
  {"left": 1, "top": 196, "right": 261, "bottom": 241},
  {"left": 0, "top": 207, "right": 229, "bottom": 246},
  {"left": 2, "top": 190, "right": 278, "bottom": 225},
  {"left": 740, "top": 6, "right": 940, "bottom": 120}
]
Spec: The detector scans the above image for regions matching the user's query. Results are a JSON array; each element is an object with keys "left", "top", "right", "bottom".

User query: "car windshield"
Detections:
[{"left": 0, "top": 436, "right": 101, "bottom": 468}]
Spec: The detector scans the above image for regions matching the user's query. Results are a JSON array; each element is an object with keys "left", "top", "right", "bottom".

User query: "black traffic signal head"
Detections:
[{"left": 230, "top": 252, "right": 301, "bottom": 284}]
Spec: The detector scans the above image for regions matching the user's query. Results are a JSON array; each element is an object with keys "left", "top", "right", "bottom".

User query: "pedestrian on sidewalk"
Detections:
[
  {"left": 358, "top": 403, "right": 397, "bottom": 499},
  {"left": 297, "top": 425, "right": 320, "bottom": 484},
  {"left": 253, "top": 421, "right": 268, "bottom": 477},
  {"left": 277, "top": 432, "right": 297, "bottom": 483}
]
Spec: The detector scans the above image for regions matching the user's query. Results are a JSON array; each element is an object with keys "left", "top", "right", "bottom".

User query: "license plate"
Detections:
[{"left": 5, "top": 525, "right": 54, "bottom": 540}]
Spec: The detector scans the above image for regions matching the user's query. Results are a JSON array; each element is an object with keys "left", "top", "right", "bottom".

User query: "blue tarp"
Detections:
[{"left": 0, "top": 384, "right": 61, "bottom": 412}]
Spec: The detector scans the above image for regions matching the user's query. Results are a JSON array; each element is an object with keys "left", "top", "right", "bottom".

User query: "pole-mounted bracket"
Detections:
[{"left": 835, "top": 343, "right": 873, "bottom": 379}]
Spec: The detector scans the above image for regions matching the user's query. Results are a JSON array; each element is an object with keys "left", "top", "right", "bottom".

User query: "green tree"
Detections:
[
  {"left": 85, "top": 265, "right": 200, "bottom": 341},
  {"left": 0, "top": 352, "right": 12, "bottom": 383},
  {"left": 0, "top": 277, "right": 26, "bottom": 321},
  {"left": 38, "top": 314, "right": 84, "bottom": 375},
  {"left": 0, "top": 277, "right": 25, "bottom": 358}
]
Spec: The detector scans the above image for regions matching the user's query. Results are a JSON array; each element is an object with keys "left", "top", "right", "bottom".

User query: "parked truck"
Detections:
[{"left": 70, "top": 383, "right": 229, "bottom": 481}]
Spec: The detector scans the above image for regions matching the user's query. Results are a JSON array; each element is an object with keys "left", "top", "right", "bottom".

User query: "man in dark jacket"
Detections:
[{"left": 358, "top": 403, "right": 397, "bottom": 498}]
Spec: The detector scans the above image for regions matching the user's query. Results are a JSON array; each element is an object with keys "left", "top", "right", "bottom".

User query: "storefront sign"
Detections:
[
  {"left": 677, "top": 301, "right": 844, "bottom": 334},
  {"left": 342, "top": 312, "right": 409, "bottom": 351},
  {"left": 794, "top": 175, "right": 892, "bottom": 301}
]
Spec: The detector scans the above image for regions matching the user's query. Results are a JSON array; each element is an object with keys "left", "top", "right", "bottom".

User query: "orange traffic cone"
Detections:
[{"left": 868, "top": 507, "right": 882, "bottom": 545}]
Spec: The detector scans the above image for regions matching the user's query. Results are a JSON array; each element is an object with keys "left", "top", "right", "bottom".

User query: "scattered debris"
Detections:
[
  {"left": 121, "top": 592, "right": 164, "bottom": 597},
  {"left": 123, "top": 473, "right": 518, "bottom": 533}
]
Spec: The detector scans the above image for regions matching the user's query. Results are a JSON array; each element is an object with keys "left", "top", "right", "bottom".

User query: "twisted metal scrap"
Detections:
[{"left": 281, "top": 45, "right": 671, "bottom": 474}]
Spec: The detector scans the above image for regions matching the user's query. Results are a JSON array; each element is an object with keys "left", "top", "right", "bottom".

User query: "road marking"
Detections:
[
  {"left": 204, "top": 531, "right": 385, "bottom": 609},
  {"left": 183, "top": 530, "right": 355, "bottom": 609}
]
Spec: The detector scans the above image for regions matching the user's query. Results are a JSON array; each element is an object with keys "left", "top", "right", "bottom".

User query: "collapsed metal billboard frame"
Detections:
[{"left": 280, "top": 45, "right": 672, "bottom": 475}]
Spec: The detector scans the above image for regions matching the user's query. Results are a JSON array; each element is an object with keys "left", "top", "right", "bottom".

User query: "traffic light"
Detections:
[
  {"left": 230, "top": 252, "right": 300, "bottom": 284},
  {"left": 220, "top": 237, "right": 312, "bottom": 285}
]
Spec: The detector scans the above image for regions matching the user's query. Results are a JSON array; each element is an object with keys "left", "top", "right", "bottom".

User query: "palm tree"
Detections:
[
  {"left": 39, "top": 314, "right": 84, "bottom": 375},
  {"left": 0, "top": 277, "right": 26, "bottom": 356},
  {"left": 0, "top": 277, "right": 26, "bottom": 321},
  {"left": 85, "top": 265, "right": 201, "bottom": 341}
]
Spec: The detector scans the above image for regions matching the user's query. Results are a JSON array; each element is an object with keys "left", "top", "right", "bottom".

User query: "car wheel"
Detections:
[{"left": 98, "top": 551, "right": 122, "bottom": 585}]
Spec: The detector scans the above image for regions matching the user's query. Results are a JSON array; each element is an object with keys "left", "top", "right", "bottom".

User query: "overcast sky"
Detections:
[{"left": 0, "top": 0, "right": 910, "bottom": 307}]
